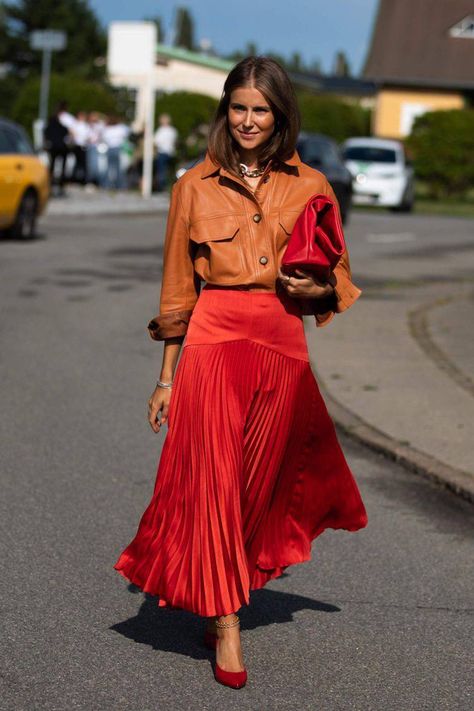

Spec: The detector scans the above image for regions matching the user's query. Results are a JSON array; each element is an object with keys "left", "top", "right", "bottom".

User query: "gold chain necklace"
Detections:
[{"left": 239, "top": 162, "right": 267, "bottom": 178}]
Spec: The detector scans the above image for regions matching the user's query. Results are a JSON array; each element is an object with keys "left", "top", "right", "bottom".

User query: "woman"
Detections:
[{"left": 114, "top": 56, "right": 368, "bottom": 689}]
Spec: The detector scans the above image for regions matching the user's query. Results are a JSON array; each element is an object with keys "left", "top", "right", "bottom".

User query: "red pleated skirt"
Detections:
[{"left": 114, "top": 286, "right": 368, "bottom": 617}]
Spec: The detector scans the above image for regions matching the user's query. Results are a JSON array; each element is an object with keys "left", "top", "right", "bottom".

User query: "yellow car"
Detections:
[{"left": 0, "top": 118, "right": 49, "bottom": 238}]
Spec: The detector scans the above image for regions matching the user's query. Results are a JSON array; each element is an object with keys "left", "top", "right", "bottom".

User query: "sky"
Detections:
[{"left": 89, "top": 0, "right": 380, "bottom": 75}]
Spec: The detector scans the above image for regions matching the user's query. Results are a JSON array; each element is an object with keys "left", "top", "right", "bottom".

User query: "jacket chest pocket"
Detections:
[
  {"left": 277, "top": 210, "right": 301, "bottom": 256},
  {"left": 190, "top": 214, "right": 244, "bottom": 283}
]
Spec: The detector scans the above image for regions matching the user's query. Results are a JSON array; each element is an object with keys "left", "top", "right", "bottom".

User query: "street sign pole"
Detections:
[
  {"left": 39, "top": 48, "right": 52, "bottom": 124},
  {"left": 30, "top": 30, "right": 67, "bottom": 141},
  {"left": 142, "top": 71, "right": 155, "bottom": 198}
]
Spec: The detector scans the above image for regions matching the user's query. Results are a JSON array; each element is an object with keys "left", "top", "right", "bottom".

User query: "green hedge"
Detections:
[
  {"left": 9, "top": 73, "right": 120, "bottom": 136},
  {"left": 154, "top": 91, "right": 219, "bottom": 161},
  {"left": 297, "top": 92, "right": 371, "bottom": 143},
  {"left": 406, "top": 109, "right": 474, "bottom": 198}
]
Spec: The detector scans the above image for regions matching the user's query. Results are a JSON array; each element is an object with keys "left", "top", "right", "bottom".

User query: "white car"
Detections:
[{"left": 342, "top": 137, "right": 415, "bottom": 212}]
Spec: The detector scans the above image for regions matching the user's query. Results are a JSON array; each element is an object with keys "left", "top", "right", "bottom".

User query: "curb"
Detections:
[
  {"left": 43, "top": 192, "right": 170, "bottom": 219},
  {"left": 44, "top": 204, "right": 169, "bottom": 219},
  {"left": 315, "top": 370, "right": 474, "bottom": 504}
]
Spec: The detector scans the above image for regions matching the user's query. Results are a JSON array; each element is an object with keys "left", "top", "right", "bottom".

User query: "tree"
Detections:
[
  {"left": 0, "top": 3, "right": 9, "bottom": 63},
  {"left": 406, "top": 109, "right": 474, "bottom": 198},
  {"left": 145, "top": 15, "right": 164, "bottom": 44},
  {"left": 333, "top": 51, "right": 351, "bottom": 77},
  {"left": 309, "top": 58, "right": 323, "bottom": 76},
  {"left": 10, "top": 73, "right": 120, "bottom": 133},
  {"left": 174, "top": 7, "right": 195, "bottom": 51},
  {"left": 2, "top": 0, "right": 106, "bottom": 78},
  {"left": 288, "top": 52, "right": 304, "bottom": 73}
]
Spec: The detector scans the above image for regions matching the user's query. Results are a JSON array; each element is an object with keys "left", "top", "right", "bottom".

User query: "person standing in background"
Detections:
[
  {"left": 56, "top": 100, "right": 76, "bottom": 185},
  {"left": 101, "top": 116, "right": 130, "bottom": 190},
  {"left": 43, "top": 107, "right": 70, "bottom": 196},
  {"left": 57, "top": 100, "right": 76, "bottom": 134},
  {"left": 86, "top": 112, "right": 105, "bottom": 188},
  {"left": 71, "top": 111, "right": 89, "bottom": 185},
  {"left": 153, "top": 113, "right": 178, "bottom": 191}
]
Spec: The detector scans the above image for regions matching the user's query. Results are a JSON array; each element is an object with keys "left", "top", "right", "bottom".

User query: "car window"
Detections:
[
  {"left": 343, "top": 146, "right": 397, "bottom": 163},
  {"left": 0, "top": 127, "right": 16, "bottom": 154},
  {"left": 0, "top": 126, "right": 33, "bottom": 155}
]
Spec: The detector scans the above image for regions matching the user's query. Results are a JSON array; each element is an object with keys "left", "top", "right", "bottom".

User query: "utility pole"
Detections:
[{"left": 30, "top": 30, "right": 67, "bottom": 148}]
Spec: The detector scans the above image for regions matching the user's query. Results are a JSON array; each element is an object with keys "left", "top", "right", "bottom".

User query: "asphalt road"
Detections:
[{"left": 1, "top": 211, "right": 473, "bottom": 711}]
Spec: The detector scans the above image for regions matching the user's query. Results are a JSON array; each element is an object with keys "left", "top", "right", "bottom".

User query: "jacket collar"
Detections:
[{"left": 200, "top": 150, "right": 302, "bottom": 179}]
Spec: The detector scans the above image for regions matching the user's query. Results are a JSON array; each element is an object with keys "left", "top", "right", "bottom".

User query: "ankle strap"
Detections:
[{"left": 215, "top": 614, "right": 240, "bottom": 629}]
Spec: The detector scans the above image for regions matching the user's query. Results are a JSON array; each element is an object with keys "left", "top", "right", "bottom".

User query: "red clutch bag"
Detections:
[{"left": 281, "top": 193, "right": 346, "bottom": 282}]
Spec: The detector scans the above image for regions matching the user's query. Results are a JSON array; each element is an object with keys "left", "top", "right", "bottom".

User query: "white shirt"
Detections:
[
  {"left": 72, "top": 119, "right": 90, "bottom": 147},
  {"left": 102, "top": 124, "right": 130, "bottom": 149},
  {"left": 154, "top": 125, "right": 178, "bottom": 156},
  {"left": 88, "top": 121, "right": 104, "bottom": 145},
  {"left": 58, "top": 111, "right": 76, "bottom": 131}
]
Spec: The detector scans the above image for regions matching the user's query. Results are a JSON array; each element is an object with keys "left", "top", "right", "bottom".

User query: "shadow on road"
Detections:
[{"left": 110, "top": 583, "right": 340, "bottom": 660}]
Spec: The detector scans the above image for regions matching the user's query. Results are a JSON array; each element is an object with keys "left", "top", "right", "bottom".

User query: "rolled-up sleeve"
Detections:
[
  {"left": 311, "top": 179, "right": 362, "bottom": 328},
  {"left": 148, "top": 180, "right": 200, "bottom": 341}
]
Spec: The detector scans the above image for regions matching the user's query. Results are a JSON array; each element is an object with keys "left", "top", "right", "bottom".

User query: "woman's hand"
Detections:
[
  {"left": 148, "top": 385, "right": 173, "bottom": 433},
  {"left": 278, "top": 268, "right": 336, "bottom": 299}
]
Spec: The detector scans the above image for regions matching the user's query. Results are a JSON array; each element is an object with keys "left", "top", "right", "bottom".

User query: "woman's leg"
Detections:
[{"left": 215, "top": 613, "right": 245, "bottom": 673}]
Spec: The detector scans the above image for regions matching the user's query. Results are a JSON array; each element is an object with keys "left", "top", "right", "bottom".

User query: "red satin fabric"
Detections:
[
  {"left": 281, "top": 193, "right": 346, "bottom": 281},
  {"left": 114, "top": 287, "right": 368, "bottom": 617}
]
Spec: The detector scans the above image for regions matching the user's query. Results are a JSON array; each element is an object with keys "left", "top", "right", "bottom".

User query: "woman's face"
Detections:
[{"left": 228, "top": 86, "right": 275, "bottom": 154}]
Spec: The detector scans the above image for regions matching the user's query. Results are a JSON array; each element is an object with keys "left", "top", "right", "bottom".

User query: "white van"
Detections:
[{"left": 342, "top": 137, "right": 415, "bottom": 212}]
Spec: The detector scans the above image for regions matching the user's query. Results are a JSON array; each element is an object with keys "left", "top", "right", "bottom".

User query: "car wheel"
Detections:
[
  {"left": 10, "top": 189, "right": 38, "bottom": 239},
  {"left": 392, "top": 183, "right": 414, "bottom": 213}
]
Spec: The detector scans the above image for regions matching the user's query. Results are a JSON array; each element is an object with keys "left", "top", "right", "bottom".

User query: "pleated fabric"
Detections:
[{"left": 114, "top": 286, "right": 368, "bottom": 617}]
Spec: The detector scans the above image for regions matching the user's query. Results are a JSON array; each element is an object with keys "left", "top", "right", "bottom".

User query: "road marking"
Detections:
[{"left": 366, "top": 232, "right": 417, "bottom": 243}]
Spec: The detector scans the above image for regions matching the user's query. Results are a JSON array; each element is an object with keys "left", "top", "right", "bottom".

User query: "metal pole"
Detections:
[
  {"left": 39, "top": 48, "right": 52, "bottom": 123},
  {"left": 142, "top": 71, "right": 155, "bottom": 198}
]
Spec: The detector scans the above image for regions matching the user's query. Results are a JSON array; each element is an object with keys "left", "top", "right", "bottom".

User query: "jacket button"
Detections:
[
  {"left": 253, "top": 213, "right": 262, "bottom": 223},
  {"left": 259, "top": 256, "right": 268, "bottom": 265}
]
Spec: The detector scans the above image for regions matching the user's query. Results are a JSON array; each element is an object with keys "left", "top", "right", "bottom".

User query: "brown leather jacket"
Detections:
[{"left": 149, "top": 150, "right": 361, "bottom": 340}]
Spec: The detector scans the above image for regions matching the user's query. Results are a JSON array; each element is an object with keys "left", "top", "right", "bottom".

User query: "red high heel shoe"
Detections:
[{"left": 213, "top": 614, "right": 247, "bottom": 689}]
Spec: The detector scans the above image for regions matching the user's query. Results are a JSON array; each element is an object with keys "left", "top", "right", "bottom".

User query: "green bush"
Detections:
[
  {"left": 406, "top": 109, "right": 474, "bottom": 198},
  {"left": 296, "top": 92, "right": 371, "bottom": 143},
  {"left": 0, "top": 76, "right": 18, "bottom": 119},
  {"left": 154, "top": 91, "right": 219, "bottom": 161},
  {"left": 10, "top": 73, "right": 120, "bottom": 136}
]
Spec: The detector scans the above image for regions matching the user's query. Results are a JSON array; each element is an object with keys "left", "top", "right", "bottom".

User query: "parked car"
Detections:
[
  {"left": 175, "top": 132, "right": 353, "bottom": 223},
  {"left": 296, "top": 132, "right": 353, "bottom": 224},
  {"left": 342, "top": 137, "right": 414, "bottom": 212},
  {"left": 0, "top": 118, "right": 49, "bottom": 238}
]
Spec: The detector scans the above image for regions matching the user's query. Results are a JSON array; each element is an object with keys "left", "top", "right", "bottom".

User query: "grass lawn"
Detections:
[{"left": 412, "top": 199, "right": 474, "bottom": 218}]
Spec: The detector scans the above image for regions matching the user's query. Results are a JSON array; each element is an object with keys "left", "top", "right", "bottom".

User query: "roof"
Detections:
[
  {"left": 291, "top": 72, "right": 376, "bottom": 97},
  {"left": 363, "top": 0, "right": 474, "bottom": 90},
  {"left": 156, "top": 43, "right": 234, "bottom": 73}
]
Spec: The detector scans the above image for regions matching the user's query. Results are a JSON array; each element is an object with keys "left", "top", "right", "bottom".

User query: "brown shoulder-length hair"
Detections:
[{"left": 207, "top": 56, "right": 301, "bottom": 174}]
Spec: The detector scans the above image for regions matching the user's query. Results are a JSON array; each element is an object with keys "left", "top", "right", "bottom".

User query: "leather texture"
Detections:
[
  {"left": 148, "top": 150, "right": 361, "bottom": 340},
  {"left": 281, "top": 193, "right": 346, "bottom": 281}
]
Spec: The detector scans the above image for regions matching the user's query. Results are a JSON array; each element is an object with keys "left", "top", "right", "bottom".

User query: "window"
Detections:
[
  {"left": 0, "top": 128, "right": 14, "bottom": 154},
  {"left": 0, "top": 125, "right": 33, "bottom": 155},
  {"left": 400, "top": 102, "right": 430, "bottom": 137},
  {"left": 449, "top": 16, "right": 474, "bottom": 38},
  {"left": 342, "top": 146, "right": 397, "bottom": 164},
  {"left": 297, "top": 138, "right": 341, "bottom": 168}
]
